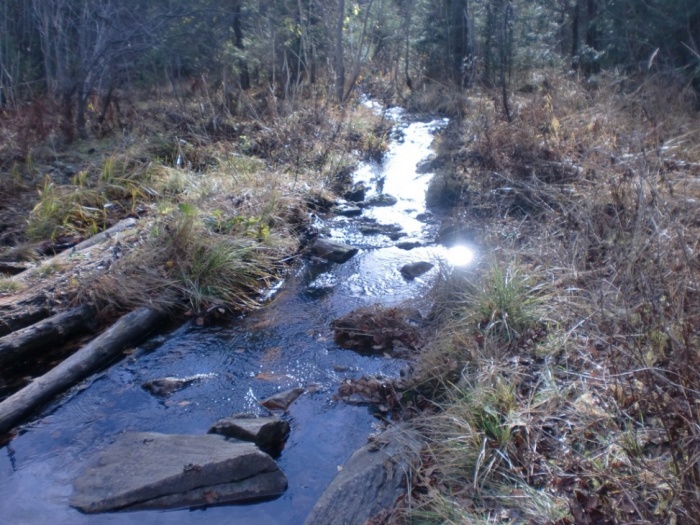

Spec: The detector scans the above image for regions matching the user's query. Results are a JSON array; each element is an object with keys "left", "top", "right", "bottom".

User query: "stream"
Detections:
[{"left": 0, "top": 105, "right": 473, "bottom": 524}]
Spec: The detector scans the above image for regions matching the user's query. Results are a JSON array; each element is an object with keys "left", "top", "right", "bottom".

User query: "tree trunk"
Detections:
[
  {"left": 571, "top": 0, "right": 580, "bottom": 63},
  {"left": 335, "top": 0, "right": 345, "bottom": 103},
  {"left": 584, "top": 0, "right": 601, "bottom": 74},
  {"left": 0, "top": 305, "right": 95, "bottom": 366},
  {"left": 0, "top": 307, "right": 163, "bottom": 436},
  {"left": 60, "top": 88, "right": 75, "bottom": 142},
  {"left": 449, "top": 0, "right": 470, "bottom": 87},
  {"left": 232, "top": 1, "right": 250, "bottom": 90},
  {"left": 76, "top": 87, "right": 87, "bottom": 139},
  {"left": 499, "top": 0, "right": 512, "bottom": 122}
]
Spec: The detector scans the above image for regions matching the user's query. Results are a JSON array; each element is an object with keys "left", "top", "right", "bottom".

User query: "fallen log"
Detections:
[
  {"left": 0, "top": 305, "right": 95, "bottom": 366},
  {"left": 0, "top": 290, "right": 52, "bottom": 332},
  {"left": 0, "top": 307, "right": 163, "bottom": 435},
  {"left": 0, "top": 304, "right": 51, "bottom": 338}
]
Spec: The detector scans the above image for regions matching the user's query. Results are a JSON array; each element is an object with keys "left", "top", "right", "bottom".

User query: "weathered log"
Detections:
[
  {"left": 0, "top": 304, "right": 51, "bottom": 338},
  {"left": 0, "top": 305, "right": 95, "bottom": 366},
  {"left": 0, "top": 307, "right": 163, "bottom": 435},
  {"left": 0, "top": 261, "right": 28, "bottom": 275},
  {"left": 64, "top": 218, "right": 136, "bottom": 255}
]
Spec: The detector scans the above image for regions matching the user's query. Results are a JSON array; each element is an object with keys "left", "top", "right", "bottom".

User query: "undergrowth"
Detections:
[
  {"left": 1, "top": 87, "right": 389, "bottom": 316},
  {"left": 398, "top": 72, "right": 700, "bottom": 525}
]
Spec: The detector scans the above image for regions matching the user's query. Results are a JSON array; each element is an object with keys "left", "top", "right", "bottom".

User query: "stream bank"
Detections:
[{"left": 0, "top": 105, "right": 473, "bottom": 523}]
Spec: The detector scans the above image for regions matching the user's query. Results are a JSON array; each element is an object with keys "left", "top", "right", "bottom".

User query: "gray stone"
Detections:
[
  {"left": 70, "top": 432, "right": 286, "bottom": 513},
  {"left": 363, "top": 194, "right": 398, "bottom": 207},
  {"left": 209, "top": 416, "right": 290, "bottom": 453},
  {"left": 311, "top": 239, "right": 359, "bottom": 264},
  {"left": 400, "top": 261, "right": 434, "bottom": 279},
  {"left": 304, "top": 425, "right": 422, "bottom": 525}
]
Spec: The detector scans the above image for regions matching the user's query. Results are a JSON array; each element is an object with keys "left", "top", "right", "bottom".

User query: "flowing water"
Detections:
[{"left": 0, "top": 106, "right": 473, "bottom": 524}]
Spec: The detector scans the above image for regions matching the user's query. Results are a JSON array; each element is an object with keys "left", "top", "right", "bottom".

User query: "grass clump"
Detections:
[
  {"left": 82, "top": 202, "right": 292, "bottom": 315},
  {"left": 0, "top": 278, "right": 23, "bottom": 294},
  {"left": 27, "top": 156, "right": 156, "bottom": 240}
]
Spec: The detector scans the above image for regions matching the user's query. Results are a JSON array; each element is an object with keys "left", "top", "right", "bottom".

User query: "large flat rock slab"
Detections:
[
  {"left": 71, "top": 432, "right": 286, "bottom": 513},
  {"left": 304, "top": 425, "right": 422, "bottom": 525}
]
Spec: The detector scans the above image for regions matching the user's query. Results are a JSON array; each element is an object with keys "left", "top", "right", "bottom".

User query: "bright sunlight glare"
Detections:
[{"left": 443, "top": 245, "right": 476, "bottom": 266}]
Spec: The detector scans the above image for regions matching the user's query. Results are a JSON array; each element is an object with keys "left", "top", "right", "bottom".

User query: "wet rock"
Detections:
[
  {"left": 311, "top": 239, "right": 359, "bottom": 263},
  {"left": 344, "top": 182, "right": 367, "bottom": 203},
  {"left": 415, "top": 211, "right": 433, "bottom": 222},
  {"left": 331, "top": 203, "right": 362, "bottom": 217},
  {"left": 303, "top": 425, "right": 422, "bottom": 525},
  {"left": 363, "top": 194, "right": 398, "bottom": 207},
  {"left": 400, "top": 261, "right": 434, "bottom": 280},
  {"left": 70, "top": 432, "right": 286, "bottom": 513},
  {"left": 142, "top": 373, "right": 217, "bottom": 396},
  {"left": 396, "top": 240, "right": 423, "bottom": 250},
  {"left": 209, "top": 416, "right": 290, "bottom": 454},
  {"left": 260, "top": 387, "right": 305, "bottom": 411}
]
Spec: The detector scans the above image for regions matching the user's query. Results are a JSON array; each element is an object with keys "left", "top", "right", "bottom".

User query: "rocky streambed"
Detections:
[{"left": 0, "top": 105, "right": 474, "bottom": 524}]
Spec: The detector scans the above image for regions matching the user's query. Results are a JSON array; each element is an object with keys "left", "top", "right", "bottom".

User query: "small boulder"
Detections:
[
  {"left": 400, "top": 261, "right": 434, "bottom": 280},
  {"left": 363, "top": 194, "right": 398, "bottom": 207},
  {"left": 209, "top": 416, "right": 290, "bottom": 454},
  {"left": 71, "top": 432, "right": 286, "bottom": 513},
  {"left": 311, "top": 239, "right": 359, "bottom": 263}
]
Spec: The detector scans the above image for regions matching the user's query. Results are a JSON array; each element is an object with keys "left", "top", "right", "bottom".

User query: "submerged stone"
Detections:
[
  {"left": 142, "top": 373, "right": 216, "bottom": 396},
  {"left": 70, "top": 432, "right": 286, "bottom": 513},
  {"left": 311, "top": 239, "right": 359, "bottom": 263},
  {"left": 359, "top": 223, "right": 404, "bottom": 237},
  {"left": 396, "top": 240, "right": 423, "bottom": 250}
]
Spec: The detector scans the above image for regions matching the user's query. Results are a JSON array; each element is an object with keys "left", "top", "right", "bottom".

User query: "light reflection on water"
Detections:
[{"left": 0, "top": 106, "right": 475, "bottom": 524}]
